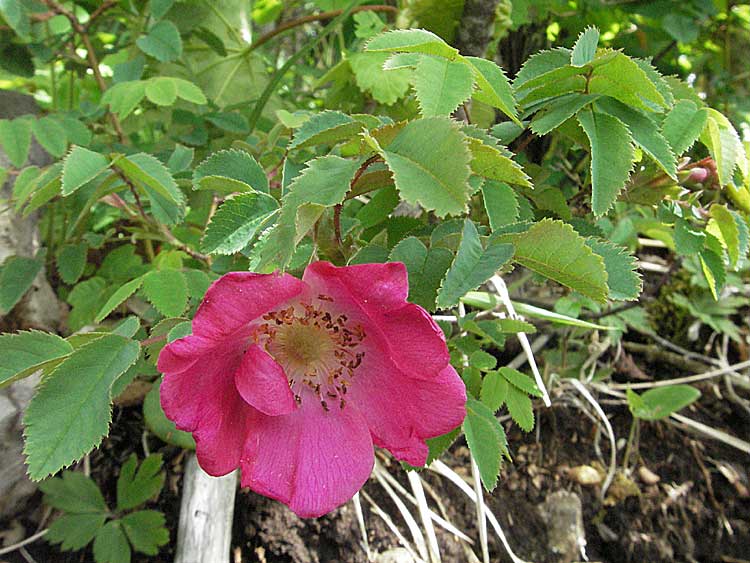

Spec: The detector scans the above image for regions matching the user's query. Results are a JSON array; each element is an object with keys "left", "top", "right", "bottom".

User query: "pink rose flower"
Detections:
[{"left": 157, "top": 261, "right": 467, "bottom": 517}]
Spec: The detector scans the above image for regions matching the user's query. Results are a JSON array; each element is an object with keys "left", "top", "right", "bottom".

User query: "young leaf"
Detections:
[
  {"left": 586, "top": 239, "right": 642, "bottom": 301},
  {"left": 365, "top": 29, "right": 459, "bottom": 59},
  {"left": 117, "top": 454, "right": 165, "bottom": 511},
  {"left": 95, "top": 275, "right": 147, "bottom": 323},
  {"left": 0, "top": 117, "right": 32, "bottom": 167},
  {"left": 389, "top": 237, "right": 453, "bottom": 311},
  {"left": 463, "top": 397, "right": 509, "bottom": 491},
  {"left": 571, "top": 26, "right": 599, "bottom": 66},
  {"left": 708, "top": 204, "right": 741, "bottom": 267},
  {"left": 699, "top": 248, "right": 726, "bottom": 300},
  {"left": 700, "top": 109, "right": 746, "bottom": 187},
  {"left": 378, "top": 117, "right": 472, "bottom": 217},
  {"left": 136, "top": 20, "right": 182, "bottom": 62},
  {"left": 464, "top": 56, "right": 519, "bottom": 125},
  {"left": 499, "top": 367, "right": 542, "bottom": 397},
  {"left": 201, "top": 192, "right": 279, "bottom": 255},
  {"left": 121, "top": 510, "right": 169, "bottom": 555},
  {"left": 62, "top": 146, "right": 110, "bottom": 196},
  {"left": 501, "top": 219, "right": 609, "bottom": 303},
  {"left": 142, "top": 269, "right": 188, "bottom": 317},
  {"left": 588, "top": 52, "right": 666, "bottom": 111},
  {"left": 46, "top": 513, "right": 107, "bottom": 551},
  {"left": 39, "top": 471, "right": 107, "bottom": 513},
  {"left": 56, "top": 243, "right": 88, "bottom": 285},
  {"left": 193, "top": 149, "right": 268, "bottom": 193},
  {"left": 414, "top": 55, "right": 475, "bottom": 117},
  {"left": 32, "top": 116, "right": 68, "bottom": 157},
  {"left": 0, "top": 330, "right": 73, "bottom": 389},
  {"left": 350, "top": 52, "right": 412, "bottom": 106},
  {"left": 627, "top": 385, "right": 701, "bottom": 420},
  {"left": 577, "top": 109, "right": 635, "bottom": 216},
  {"left": 172, "top": 78, "right": 208, "bottom": 104},
  {"left": 480, "top": 371, "right": 508, "bottom": 412},
  {"left": 24, "top": 334, "right": 140, "bottom": 480},
  {"left": 436, "top": 220, "right": 514, "bottom": 308},
  {"left": 93, "top": 521, "right": 131, "bottom": 563},
  {"left": 661, "top": 99, "right": 708, "bottom": 156},
  {"left": 468, "top": 139, "right": 531, "bottom": 187},
  {"left": 482, "top": 180, "right": 519, "bottom": 230},
  {"left": 0, "top": 254, "right": 43, "bottom": 314}
]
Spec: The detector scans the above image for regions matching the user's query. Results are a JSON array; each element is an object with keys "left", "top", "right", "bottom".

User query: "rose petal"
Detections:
[
  {"left": 193, "top": 271, "right": 305, "bottom": 339},
  {"left": 234, "top": 344, "right": 296, "bottom": 416},
  {"left": 304, "top": 261, "right": 449, "bottom": 379},
  {"left": 349, "top": 356, "right": 466, "bottom": 467},
  {"left": 240, "top": 399, "right": 374, "bottom": 518},
  {"left": 159, "top": 335, "right": 251, "bottom": 475}
]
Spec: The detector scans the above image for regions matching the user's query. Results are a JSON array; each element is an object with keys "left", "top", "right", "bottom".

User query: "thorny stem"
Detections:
[{"left": 334, "top": 155, "right": 383, "bottom": 243}]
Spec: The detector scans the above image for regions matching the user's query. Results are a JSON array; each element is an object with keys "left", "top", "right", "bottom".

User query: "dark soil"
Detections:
[{"left": 3, "top": 376, "right": 748, "bottom": 563}]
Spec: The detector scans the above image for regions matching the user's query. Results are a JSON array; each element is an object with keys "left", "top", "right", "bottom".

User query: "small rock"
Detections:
[
  {"left": 375, "top": 547, "right": 415, "bottom": 562},
  {"left": 567, "top": 465, "right": 603, "bottom": 486},
  {"left": 539, "top": 490, "right": 587, "bottom": 563},
  {"left": 638, "top": 466, "right": 661, "bottom": 485}
]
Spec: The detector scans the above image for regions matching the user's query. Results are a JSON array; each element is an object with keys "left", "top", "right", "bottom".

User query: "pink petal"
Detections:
[
  {"left": 159, "top": 335, "right": 251, "bottom": 476},
  {"left": 234, "top": 344, "right": 296, "bottom": 416},
  {"left": 193, "top": 271, "right": 306, "bottom": 339},
  {"left": 240, "top": 400, "right": 374, "bottom": 518},
  {"left": 349, "top": 356, "right": 467, "bottom": 467},
  {"left": 303, "top": 261, "right": 449, "bottom": 379}
]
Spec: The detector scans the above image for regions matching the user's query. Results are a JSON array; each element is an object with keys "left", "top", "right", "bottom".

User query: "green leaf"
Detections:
[
  {"left": 117, "top": 454, "right": 165, "bottom": 511},
  {"left": 145, "top": 77, "right": 177, "bottom": 106},
  {"left": 571, "top": 26, "right": 599, "bottom": 66},
  {"left": 699, "top": 248, "right": 725, "bottom": 300},
  {"left": 414, "top": 55, "right": 474, "bottom": 117},
  {"left": 595, "top": 97, "right": 676, "bottom": 179},
  {"left": 93, "top": 521, "right": 131, "bottom": 563},
  {"left": 289, "top": 111, "right": 362, "bottom": 150},
  {"left": 193, "top": 149, "right": 268, "bottom": 193},
  {"left": 23, "top": 334, "right": 140, "bottom": 480},
  {"left": 661, "top": 99, "right": 708, "bottom": 156},
  {"left": 57, "top": 243, "right": 88, "bottom": 284},
  {"left": 117, "top": 153, "right": 185, "bottom": 225},
  {"left": 530, "top": 93, "right": 600, "bottom": 136},
  {"left": 201, "top": 192, "right": 279, "bottom": 255},
  {"left": 47, "top": 513, "right": 107, "bottom": 551},
  {"left": 173, "top": 78, "right": 207, "bottom": 104},
  {"left": 11, "top": 165, "right": 39, "bottom": 207},
  {"left": 39, "top": 471, "right": 107, "bottom": 513},
  {"left": 463, "top": 397, "right": 508, "bottom": 491},
  {"left": 32, "top": 116, "right": 67, "bottom": 158},
  {"left": 95, "top": 276, "right": 147, "bottom": 323},
  {"left": 150, "top": 0, "right": 173, "bottom": 19},
  {"left": 167, "top": 144, "right": 194, "bottom": 172},
  {"left": 0, "top": 254, "right": 43, "bottom": 314},
  {"left": 577, "top": 109, "right": 635, "bottom": 216},
  {"left": 143, "top": 378, "right": 195, "bottom": 448},
  {"left": 62, "top": 146, "right": 110, "bottom": 196},
  {"left": 389, "top": 237, "right": 453, "bottom": 311},
  {"left": 588, "top": 52, "right": 666, "bottom": 111},
  {"left": 121, "top": 510, "right": 169, "bottom": 555},
  {"left": 586, "top": 239, "right": 642, "bottom": 301},
  {"left": 101, "top": 81, "right": 146, "bottom": 119},
  {"left": 464, "top": 56, "right": 519, "bottom": 125},
  {"left": 470, "top": 350, "right": 497, "bottom": 371},
  {"left": 0, "top": 330, "right": 72, "bottom": 389},
  {"left": 480, "top": 371, "right": 508, "bottom": 412},
  {"left": 513, "top": 47, "right": 573, "bottom": 90},
  {"left": 350, "top": 52, "right": 412, "bottom": 105},
  {"left": 0, "top": 118, "right": 32, "bottom": 167},
  {"left": 499, "top": 367, "right": 542, "bottom": 397},
  {"left": 136, "top": 20, "right": 182, "bottom": 62},
  {"left": 355, "top": 185, "right": 398, "bottom": 228},
  {"left": 205, "top": 112, "right": 249, "bottom": 133},
  {"left": 674, "top": 219, "right": 705, "bottom": 255},
  {"left": 708, "top": 204, "right": 741, "bottom": 267},
  {"left": 482, "top": 180, "right": 519, "bottom": 231},
  {"left": 468, "top": 138, "right": 531, "bottom": 187},
  {"left": 502, "top": 219, "right": 609, "bottom": 303},
  {"left": 627, "top": 385, "right": 701, "bottom": 421},
  {"left": 142, "top": 269, "right": 188, "bottom": 317},
  {"left": 505, "top": 384, "right": 534, "bottom": 431},
  {"left": 436, "top": 220, "right": 514, "bottom": 308},
  {"left": 377, "top": 117, "right": 472, "bottom": 217},
  {"left": 366, "top": 29, "right": 459, "bottom": 59}
]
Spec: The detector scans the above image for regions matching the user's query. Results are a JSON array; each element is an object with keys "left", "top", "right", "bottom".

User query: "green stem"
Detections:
[
  {"left": 247, "top": 0, "right": 366, "bottom": 133},
  {"left": 622, "top": 417, "right": 639, "bottom": 471}
]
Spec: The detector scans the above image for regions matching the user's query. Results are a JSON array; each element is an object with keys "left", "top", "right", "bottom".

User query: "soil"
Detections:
[{"left": 2, "top": 372, "right": 748, "bottom": 563}]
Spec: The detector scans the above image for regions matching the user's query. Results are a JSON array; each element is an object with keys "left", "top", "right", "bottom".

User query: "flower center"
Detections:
[{"left": 254, "top": 294, "right": 366, "bottom": 411}]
